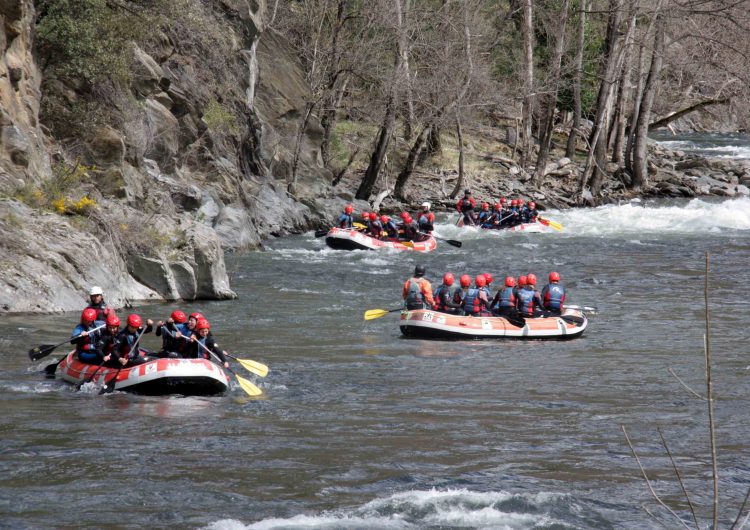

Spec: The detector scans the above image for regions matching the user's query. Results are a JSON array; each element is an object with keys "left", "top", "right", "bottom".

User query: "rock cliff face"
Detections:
[{"left": 0, "top": 0, "right": 333, "bottom": 313}]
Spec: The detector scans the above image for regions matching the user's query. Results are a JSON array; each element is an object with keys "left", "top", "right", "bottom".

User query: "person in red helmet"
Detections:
[
  {"left": 113, "top": 313, "right": 154, "bottom": 366},
  {"left": 456, "top": 189, "right": 477, "bottom": 226},
  {"left": 403, "top": 264, "right": 435, "bottom": 310},
  {"left": 490, "top": 276, "right": 518, "bottom": 317},
  {"left": 478, "top": 202, "right": 493, "bottom": 226},
  {"left": 527, "top": 201, "right": 539, "bottom": 223},
  {"left": 462, "top": 275, "right": 491, "bottom": 316},
  {"left": 381, "top": 214, "right": 399, "bottom": 238},
  {"left": 95, "top": 314, "right": 122, "bottom": 366},
  {"left": 366, "top": 211, "right": 383, "bottom": 238},
  {"left": 189, "top": 319, "right": 229, "bottom": 368},
  {"left": 433, "top": 272, "right": 462, "bottom": 314},
  {"left": 338, "top": 204, "right": 354, "bottom": 229},
  {"left": 71, "top": 308, "right": 106, "bottom": 364},
  {"left": 541, "top": 271, "right": 565, "bottom": 314},
  {"left": 156, "top": 310, "right": 188, "bottom": 358},
  {"left": 516, "top": 273, "right": 544, "bottom": 317},
  {"left": 399, "top": 213, "right": 418, "bottom": 241},
  {"left": 177, "top": 311, "right": 204, "bottom": 340}
]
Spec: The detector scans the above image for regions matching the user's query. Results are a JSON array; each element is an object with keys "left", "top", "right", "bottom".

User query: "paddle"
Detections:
[
  {"left": 161, "top": 326, "right": 269, "bottom": 378},
  {"left": 203, "top": 347, "right": 262, "bottom": 397},
  {"left": 364, "top": 307, "right": 402, "bottom": 321},
  {"left": 417, "top": 231, "right": 462, "bottom": 248},
  {"left": 29, "top": 324, "right": 106, "bottom": 361},
  {"left": 75, "top": 360, "right": 107, "bottom": 391},
  {"left": 100, "top": 326, "right": 147, "bottom": 394},
  {"left": 538, "top": 217, "right": 563, "bottom": 231},
  {"left": 559, "top": 314, "right": 585, "bottom": 325}
]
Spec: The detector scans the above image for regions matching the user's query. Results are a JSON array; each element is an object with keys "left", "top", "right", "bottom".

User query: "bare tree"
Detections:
[
  {"left": 565, "top": 0, "right": 589, "bottom": 159},
  {"left": 519, "top": 0, "right": 534, "bottom": 168}
]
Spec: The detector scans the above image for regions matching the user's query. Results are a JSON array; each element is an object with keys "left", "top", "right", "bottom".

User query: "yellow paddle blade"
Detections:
[
  {"left": 364, "top": 308, "right": 391, "bottom": 321},
  {"left": 401, "top": 240, "right": 414, "bottom": 248},
  {"left": 234, "top": 374, "right": 262, "bottom": 396},
  {"left": 540, "top": 217, "right": 563, "bottom": 231},
  {"left": 353, "top": 222, "right": 367, "bottom": 229},
  {"left": 236, "top": 358, "right": 269, "bottom": 377}
]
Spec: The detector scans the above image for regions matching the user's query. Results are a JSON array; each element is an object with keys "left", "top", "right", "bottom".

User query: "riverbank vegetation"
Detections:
[{"left": 273, "top": 0, "right": 750, "bottom": 205}]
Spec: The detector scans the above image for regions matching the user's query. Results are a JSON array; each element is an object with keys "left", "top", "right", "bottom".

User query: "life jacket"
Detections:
[
  {"left": 543, "top": 283, "right": 565, "bottom": 310},
  {"left": 517, "top": 287, "right": 538, "bottom": 316},
  {"left": 457, "top": 197, "right": 475, "bottom": 213},
  {"left": 116, "top": 327, "right": 147, "bottom": 360},
  {"left": 528, "top": 209, "right": 539, "bottom": 222},
  {"left": 100, "top": 330, "right": 119, "bottom": 355},
  {"left": 401, "top": 222, "right": 418, "bottom": 241},
  {"left": 338, "top": 213, "right": 353, "bottom": 228},
  {"left": 71, "top": 323, "right": 101, "bottom": 355},
  {"left": 87, "top": 301, "right": 109, "bottom": 322},
  {"left": 367, "top": 220, "right": 383, "bottom": 238},
  {"left": 496, "top": 287, "right": 516, "bottom": 309},
  {"left": 417, "top": 212, "right": 434, "bottom": 230},
  {"left": 462, "top": 287, "right": 485, "bottom": 315},
  {"left": 405, "top": 278, "right": 427, "bottom": 309},
  {"left": 384, "top": 220, "right": 399, "bottom": 238},
  {"left": 433, "top": 284, "right": 459, "bottom": 312}
]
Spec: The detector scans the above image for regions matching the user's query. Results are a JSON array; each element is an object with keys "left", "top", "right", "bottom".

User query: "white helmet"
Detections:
[
  {"left": 421, "top": 202, "right": 431, "bottom": 210},
  {"left": 89, "top": 286, "right": 103, "bottom": 296}
]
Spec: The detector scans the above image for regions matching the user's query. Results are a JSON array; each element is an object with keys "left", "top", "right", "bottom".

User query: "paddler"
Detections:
[
  {"left": 189, "top": 319, "right": 229, "bottom": 368},
  {"left": 112, "top": 313, "right": 154, "bottom": 366},
  {"left": 71, "top": 308, "right": 105, "bottom": 364},
  {"left": 403, "top": 264, "right": 434, "bottom": 310},
  {"left": 456, "top": 189, "right": 477, "bottom": 225},
  {"left": 155, "top": 310, "right": 188, "bottom": 358},
  {"left": 462, "top": 275, "right": 491, "bottom": 316},
  {"left": 338, "top": 204, "right": 354, "bottom": 228},
  {"left": 381, "top": 215, "right": 399, "bottom": 239},
  {"left": 433, "top": 272, "right": 462, "bottom": 314},
  {"left": 416, "top": 202, "right": 435, "bottom": 232},
  {"left": 516, "top": 273, "right": 544, "bottom": 317},
  {"left": 86, "top": 285, "right": 112, "bottom": 322},
  {"left": 540, "top": 271, "right": 565, "bottom": 315}
]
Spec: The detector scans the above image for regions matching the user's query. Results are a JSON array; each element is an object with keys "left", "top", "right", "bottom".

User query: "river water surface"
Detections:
[{"left": 2, "top": 196, "right": 750, "bottom": 529}]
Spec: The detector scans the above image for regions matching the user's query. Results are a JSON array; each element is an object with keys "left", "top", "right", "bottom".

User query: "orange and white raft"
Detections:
[
  {"left": 399, "top": 308, "right": 587, "bottom": 340},
  {"left": 57, "top": 352, "right": 230, "bottom": 395},
  {"left": 325, "top": 227, "right": 437, "bottom": 252}
]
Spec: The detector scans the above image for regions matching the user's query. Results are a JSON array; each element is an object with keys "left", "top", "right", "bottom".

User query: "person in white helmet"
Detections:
[
  {"left": 416, "top": 201, "right": 435, "bottom": 233},
  {"left": 86, "top": 285, "right": 112, "bottom": 322}
]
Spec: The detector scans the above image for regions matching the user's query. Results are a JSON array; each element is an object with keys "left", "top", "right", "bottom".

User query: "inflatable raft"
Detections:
[
  {"left": 457, "top": 217, "right": 550, "bottom": 232},
  {"left": 325, "top": 227, "right": 437, "bottom": 252},
  {"left": 399, "top": 308, "right": 587, "bottom": 340},
  {"left": 56, "top": 351, "right": 230, "bottom": 396}
]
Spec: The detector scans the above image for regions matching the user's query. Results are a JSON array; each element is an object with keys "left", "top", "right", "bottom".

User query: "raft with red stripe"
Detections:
[
  {"left": 56, "top": 351, "right": 230, "bottom": 395},
  {"left": 399, "top": 308, "right": 587, "bottom": 340},
  {"left": 456, "top": 217, "right": 551, "bottom": 232},
  {"left": 325, "top": 227, "right": 437, "bottom": 252}
]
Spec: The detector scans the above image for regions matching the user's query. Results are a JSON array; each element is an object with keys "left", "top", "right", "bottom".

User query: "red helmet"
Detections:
[
  {"left": 106, "top": 314, "right": 121, "bottom": 327},
  {"left": 511, "top": 199, "right": 518, "bottom": 206},
  {"left": 494, "top": 202, "right": 501, "bottom": 210},
  {"left": 505, "top": 276, "right": 516, "bottom": 287},
  {"left": 518, "top": 199, "right": 525, "bottom": 205},
  {"left": 380, "top": 215, "right": 389, "bottom": 224},
  {"left": 484, "top": 273, "right": 493, "bottom": 285},
  {"left": 369, "top": 212, "right": 378, "bottom": 221},
  {"left": 526, "top": 273, "right": 537, "bottom": 286},
  {"left": 361, "top": 211, "right": 369, "bottom": 220},
  {"left": 482, "top": 202, "right": 489, "bottom": 210},
  {"left": 344, "top": 204, "right": 353, "bottom": 214},
  {"left": 443, "top": 273, "right": 455, "bottom": 286},
  {"left": 549, "top": 271, "right": 560, "bottom": 282},
  {"left": 171, "top": 310, "right": 187, "bottom": 323},
  {"left": 189, "top": 312, "right": 204, "bottom": 321},
  {"left": 400, "top": 211, "right": 410, "bottom": 220},
  {"left": 81, "top": 308, "right": 97, "bottom": 323},
  {"left": 196, "top": 319, "right": 210, "bottom": 331},
  {"left": 127, "top": 314, "right": 142, "bottom": 328},
  {"left": 518, "top": 275, "right": 527, "bottom": 286},
  {"left": 404, "top": 215, "right": 413, "bottom": 223},
  {"left": 529, "top": 201, "right": 536, "bottom": 209},
  {"left": 500, "top": 197, "right": 507, "bottom": 204},
  {"left": 460, "top": 274, "right": 471, "bottom": 288},
  {"left": 475, "top": 275, "right": 486, "bottom": 287}
]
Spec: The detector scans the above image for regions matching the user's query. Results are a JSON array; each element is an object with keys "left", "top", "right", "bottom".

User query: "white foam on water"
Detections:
[{"left": 203, "top": 488, "right": 569, "bottom": 530}]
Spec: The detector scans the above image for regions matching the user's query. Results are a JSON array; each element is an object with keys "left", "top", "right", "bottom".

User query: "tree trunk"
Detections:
[
  {"left": 520, "top": 0, "right": 534, "bottom": 167},
  {"left": 289, "top": 101, "right": 315, "bottom": 196},
  {"left": 649, "top": 97, "right": 730, "bottom": 131},
  {"left": 355, "top": 0, "right": 405, "bottom": 201},
  {"left": 425, "top": 124, "right": 442, "bottom": 157},
  {"left": 450, "top": 112, "right": 466, "bottom": 199},
  {"left": 533, "top": 0, "right": 570, "bottom": 187},
  {"left": 394, "top": 124, "right": 431, "bottom": 200},
  {"left": 631, "top": 18, "right": 665, "bottom": 190},
  {"left": 565, "top": 0, "right": 588, "bottom": 159},
  {"left": 611, "top": 10, "right": 637, "bottom": 166},
  {"left": 579, "top": 0, "right": 624, "bottom": 195},
  {"left": 320, "top": 0, "right": 349, "bottom": 166}
]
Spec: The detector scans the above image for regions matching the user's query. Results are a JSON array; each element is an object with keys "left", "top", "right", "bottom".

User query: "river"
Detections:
[{"left": 2, "top": 195, "right": 750, "bottom": 530}]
